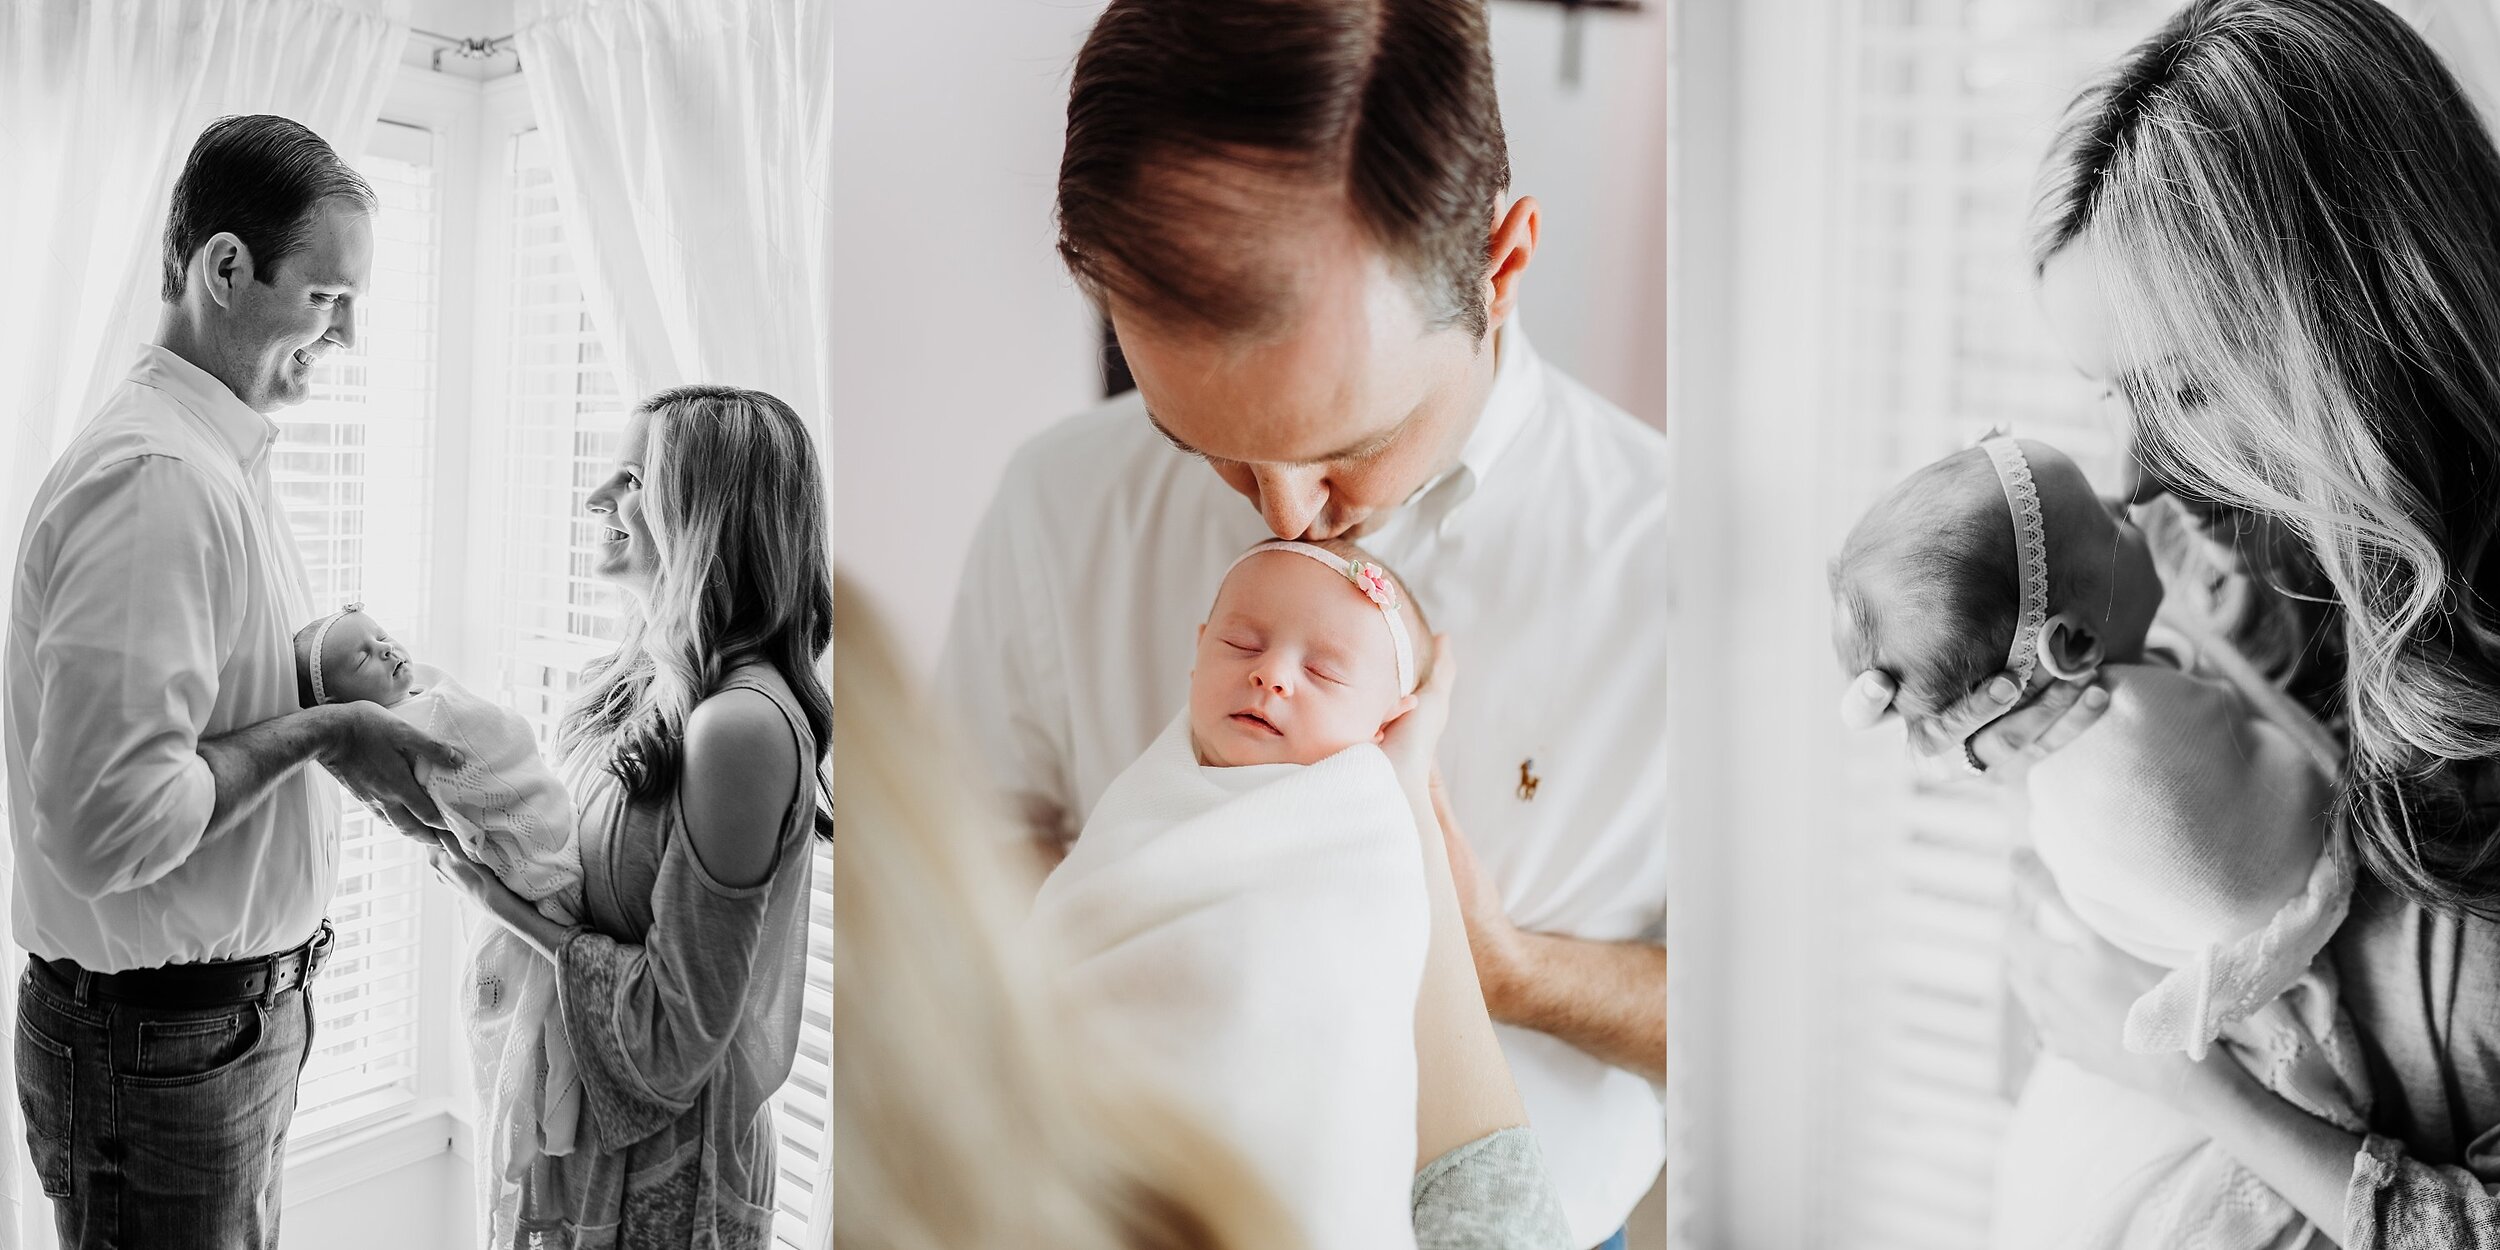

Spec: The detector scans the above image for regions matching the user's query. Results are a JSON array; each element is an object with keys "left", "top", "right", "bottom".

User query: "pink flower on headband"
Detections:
[{"left": 1349, "top": 561, "right": 1399, "bottom": 610}]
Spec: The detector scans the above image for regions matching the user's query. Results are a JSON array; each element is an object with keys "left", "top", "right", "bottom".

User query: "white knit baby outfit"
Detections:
[
  {"left": 1991, "top": 619, "right": 2367, "bottom": 1250},
  {"left": 388, "top": 666, "right": 587, "bottom": 1193}
]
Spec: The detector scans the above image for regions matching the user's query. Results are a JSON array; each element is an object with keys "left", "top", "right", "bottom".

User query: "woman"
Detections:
[
  {"left": 433, "top": 384, "right": 832, "bottom": 1247},
  {"left": 1855, "top": 0, "right": 2500, "bottom": 1243},
  {"left": 832, "top": 574, "right": 1573, "bottom": 1249}
]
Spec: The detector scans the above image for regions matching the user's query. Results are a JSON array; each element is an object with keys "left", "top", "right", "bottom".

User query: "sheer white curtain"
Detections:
[
  {"left": 513, "top": 0, "right": 832, "bottom": 430},
  {"left": 0, "top": 3, "right": 403, "bottom": 1246}
]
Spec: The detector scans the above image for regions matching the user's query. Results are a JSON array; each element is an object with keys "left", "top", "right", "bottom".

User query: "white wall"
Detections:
[
  {"left": 828, "top": 2, "right": 1101, "bottom": 664},
  {"left": 831, "top": 2, "right": 1672, "bottom": 668}
]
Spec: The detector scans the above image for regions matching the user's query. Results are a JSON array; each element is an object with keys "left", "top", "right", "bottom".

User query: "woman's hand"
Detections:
[
  {"left": 2002, "top": 850, "right": 2199, "bottom": 1100},
  {"left": 1839, "top": 669, "right": 2110, "bottom": 782},
  {"left": 1380, "top": 633, "right": 1455, "bottom": 797},
  {"left": 430, "top": 840, "right": 571, "bottom": 961}
]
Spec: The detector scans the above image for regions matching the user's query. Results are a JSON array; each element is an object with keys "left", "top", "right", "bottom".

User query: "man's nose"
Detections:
[
  {"left": 329, "top": 297, "right": 359, "bottom": 351},
  {"left": 1251, "top": 465, "right": 1327, "bottom": 540}
]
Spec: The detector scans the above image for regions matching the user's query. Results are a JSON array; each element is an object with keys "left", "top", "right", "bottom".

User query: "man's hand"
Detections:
[
  {"left": 1840, "top": 668, "right": 2109, "bottom": 782},
  {"left": 316, "top": 703, "right": 462, "bottom": 842}
]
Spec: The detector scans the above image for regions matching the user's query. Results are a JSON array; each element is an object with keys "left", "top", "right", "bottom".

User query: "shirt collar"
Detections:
[
  {"left": 129, "top": 344, "right": 280, "bottom": 468},
  {"left": 1399, "top": 318, "right": 1543, "bottom": 533}
]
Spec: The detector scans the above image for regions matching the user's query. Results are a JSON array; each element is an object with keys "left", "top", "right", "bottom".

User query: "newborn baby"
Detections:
[
  {"left": 1028, "top": 539, "right": 1437, "bottom": 1250},
  {"left": 293, "top": 605, "right": 585, "bottom": 1184},
  {"left": 1828, "top": 437, "right": 2365, "bottom": 1250},
  {"left": 1188, "top": 538, "right": 1430, "bottom": 767}
]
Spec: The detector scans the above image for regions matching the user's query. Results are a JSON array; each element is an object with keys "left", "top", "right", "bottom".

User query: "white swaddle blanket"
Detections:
[
  {"left": 392, "top": 666, "right": 586, "bottom": 1190},
  {"left": 1028, "top": 712, "right": 1431, "bottom": 1250},
  {"left": 1991, "top": 622, "right": 2367, "bottom": 1250}
]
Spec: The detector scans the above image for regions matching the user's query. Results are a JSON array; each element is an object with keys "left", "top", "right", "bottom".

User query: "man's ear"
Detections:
[
  {"left": 197, "top": 232, "right": 253, "bottom": 310},
  {"left": 1482, "top": 195, "right": 1540, "bottom": 335},
  {"left": 2036, "top": 611, "right": 2106, "bottom": 681}
]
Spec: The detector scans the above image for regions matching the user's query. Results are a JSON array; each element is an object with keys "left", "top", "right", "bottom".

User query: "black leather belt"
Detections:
[{"left": 31, "top": 920, "right": 335, "bottom": 1009}]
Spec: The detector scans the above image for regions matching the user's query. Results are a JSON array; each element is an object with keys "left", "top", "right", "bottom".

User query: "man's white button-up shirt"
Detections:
[{"left": 6, "top": 345, "right": 336, "bottom": 972}]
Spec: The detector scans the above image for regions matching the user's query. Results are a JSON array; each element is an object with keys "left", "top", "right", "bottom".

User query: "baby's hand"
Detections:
[{"left": 1380, "top": 633, "right": 1455, "bottom": 793}]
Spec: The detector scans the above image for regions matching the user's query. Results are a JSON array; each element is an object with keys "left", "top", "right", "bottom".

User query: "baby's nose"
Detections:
[{"left": 1248, "top": 668, "right": 1288, "bottom": 695}]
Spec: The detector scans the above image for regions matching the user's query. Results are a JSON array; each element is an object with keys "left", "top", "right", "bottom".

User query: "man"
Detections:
[
  {"left": 3, "top": 115, "right": 459, "bottom": 1248},
  {"left": 939, "top": 3, "right": 1668, "bottom": 1245}
]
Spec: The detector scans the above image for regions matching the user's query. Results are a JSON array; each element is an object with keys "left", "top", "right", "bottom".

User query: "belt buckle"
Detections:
[{"left": 264, "top": 921, "right": 335, "bottom": 1007}]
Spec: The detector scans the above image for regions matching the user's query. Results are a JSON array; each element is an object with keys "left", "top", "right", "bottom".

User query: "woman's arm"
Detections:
[
  {"left": 1410, "top": 774, "right": 1531, "bottom": 1168},
  {"left": 2007, "top": 875, "right": 2500, "bottom": 1248},
  {"left": 1379, "top": 639, "right": 1534, "bottom": 1165},
  {"left": 445, "top": 686, "right": 807, "bottom": 1145}
]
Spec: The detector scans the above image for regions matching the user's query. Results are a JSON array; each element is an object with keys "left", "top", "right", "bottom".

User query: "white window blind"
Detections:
[
  {"left": 771, "top": 839, "right": 832, "bottom": 1248},
  {"left": 1811, "top": 2, "right": 2168, "bottom": 1245},
  {"left": 499, "top": 128, "right": 831, "bottom": 1249},
  {"left": 498, "top": 127, "right": 629, "bottom": 740},
  {"left": 278, "top": 117, "right": 439, "bottom": 1143}
]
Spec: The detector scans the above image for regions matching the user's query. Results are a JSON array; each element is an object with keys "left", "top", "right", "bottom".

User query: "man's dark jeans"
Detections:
[{"left": 15, "top": 961, "right": 315, "bottom": 1250}]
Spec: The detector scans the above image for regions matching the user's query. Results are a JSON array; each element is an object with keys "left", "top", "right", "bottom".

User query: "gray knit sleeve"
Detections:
[{"left": 1412, "top": 1127, "right": 1575, "bottom": 1250}]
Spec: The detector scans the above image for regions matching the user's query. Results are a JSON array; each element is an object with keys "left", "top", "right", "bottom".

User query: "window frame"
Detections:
[{"left": 283, "top": 61, "right": 487, "bottom": 1188}]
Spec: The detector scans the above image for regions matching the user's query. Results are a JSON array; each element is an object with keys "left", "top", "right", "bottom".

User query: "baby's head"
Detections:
[
  {"left": 1830, "top": 437, "right": 2163, "bottom": 725},
  {"left": 293, "top": 606, "right": 417, "bottom": 708},
  {"left": 1189, "top": 538, "right": 1434, "bottom": 767}
]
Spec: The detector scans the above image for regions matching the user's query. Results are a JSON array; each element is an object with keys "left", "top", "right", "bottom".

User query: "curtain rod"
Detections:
[{"left": 409, "top": 27, "right": 518, "bottom": 57}]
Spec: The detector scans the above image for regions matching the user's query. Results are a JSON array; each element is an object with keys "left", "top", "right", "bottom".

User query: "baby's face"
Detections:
[
  {"left": 313, "top": 612, "right": 417, "bottom": 706},
  {"left": 2032, "top": 452, "right": 2164, "bottom": 668},
  {"left": 1189, "top": 551, "right": 1411, "bottom": 767}
]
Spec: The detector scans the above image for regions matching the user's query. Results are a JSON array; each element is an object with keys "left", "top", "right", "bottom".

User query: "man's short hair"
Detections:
[
  {"left": 1056, "top": 0, "right": 1512, "bottom": 341},
  {"left": 161, "top": 115, "right": 376, "bottom": 302}
]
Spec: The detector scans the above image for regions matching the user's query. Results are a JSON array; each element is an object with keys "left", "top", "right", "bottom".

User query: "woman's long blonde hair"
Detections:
[
  {"left": 832, "top": 574, "right": 1300, "bottom": 1250},
  {"left": 2032, "top": 0, "right": 2500, "bottom": 913},
  {"left": 562, "top": 386, "right": 833, "bottom": 835}
]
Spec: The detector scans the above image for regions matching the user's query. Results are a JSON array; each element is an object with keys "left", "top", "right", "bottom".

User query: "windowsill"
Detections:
[{"left": 284, "top": 1101, "right": 472, "bottom": 1206}]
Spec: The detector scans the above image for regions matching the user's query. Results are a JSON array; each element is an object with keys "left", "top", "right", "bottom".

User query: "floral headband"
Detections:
[
  {"left": 1225, "top": 541, "right": 1418, "bottom": 694},
  {"left": 1979, "top": 433, "right": 2051, "bottom": 693},
  {"left": 305, "top": 601, "right": 363, "bottom": 706}
]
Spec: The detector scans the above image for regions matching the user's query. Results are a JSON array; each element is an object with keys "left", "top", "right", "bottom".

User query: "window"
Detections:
[
  {"left": 278, "top": 117, "right": 440, "bottom": 1144},
  {"left": 495, "top": 128, "right": 629, "bottom": 744},
  {"left": 1813, "top": 8, "right": 2166, "bottom": 1239},
  {"left": 1745, "top": 2, "right": 2168, "bottom": 1245},
  {"left": 770, "top": 843, "right": 833, "bottom": 1247},
  {"left": 1684, "top": 2, "right": 2175, "bottom": 1244}
]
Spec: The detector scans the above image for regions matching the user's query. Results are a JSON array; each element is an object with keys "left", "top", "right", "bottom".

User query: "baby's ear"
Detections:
[
  {"left": 2036, "top": 611, "right": 2106, "bottom": 681},
  {"left": 1376, "top": 692, "right": 1420, "bottom": 742}
]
